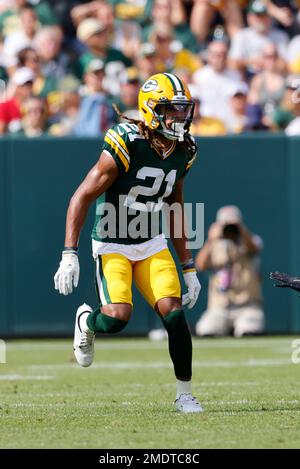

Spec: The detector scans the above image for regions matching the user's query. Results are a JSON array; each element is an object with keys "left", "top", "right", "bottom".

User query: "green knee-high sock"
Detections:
[
  {"left": 87, "top": 309, "right": 128, "bottom": 334},
  {"left": 161, "top": 309, "right": 192, "bottom": 381}
]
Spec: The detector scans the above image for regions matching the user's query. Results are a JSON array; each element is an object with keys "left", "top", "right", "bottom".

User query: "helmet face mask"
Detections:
[
  {"left": 154, "top": 101, "right": 194, "bottom": 141},
  {"left": 138, "top": 73, "right": 194, "bottom": 142}
]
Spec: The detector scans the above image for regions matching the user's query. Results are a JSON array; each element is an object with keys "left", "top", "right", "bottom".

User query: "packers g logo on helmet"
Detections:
[
  {"left": 141, "top": 79, "right": 158, "bottom": 92},
  {"left": 138, "top": 73, "right": 194, "bottom": 142}
]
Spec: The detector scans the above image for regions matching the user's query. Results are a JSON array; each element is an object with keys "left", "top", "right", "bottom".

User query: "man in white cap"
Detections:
[
  {"left": 75, "top": 17, "right": 132, "bottom": 95},
  {"left": 195, "top": 205, "right": 265, "bottom": 337},
  {"left": 0, "top": 66, "right": 34, "bottom": 134}
]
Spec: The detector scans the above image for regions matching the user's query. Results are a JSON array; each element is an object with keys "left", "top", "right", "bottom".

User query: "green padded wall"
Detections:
[{"left": 0, "top": 134, "right": 299, "bottom": 336}]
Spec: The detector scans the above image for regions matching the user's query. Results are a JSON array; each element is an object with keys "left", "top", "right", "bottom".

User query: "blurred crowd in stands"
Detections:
[{"left": 1, "top": 0, "right": 300, "bottom": 137}]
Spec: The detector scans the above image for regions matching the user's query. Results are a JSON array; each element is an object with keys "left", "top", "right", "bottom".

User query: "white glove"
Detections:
[
  {"left": 182, "top": 271, "right": 201, "bottom": 309},
  {"left": 54, "top": 251, "right": 80, "bottom": 295}
]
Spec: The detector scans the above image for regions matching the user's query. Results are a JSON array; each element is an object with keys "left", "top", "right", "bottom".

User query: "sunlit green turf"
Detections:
[{"left": 1, "top": 337, "right": 300, "bottom": 449}]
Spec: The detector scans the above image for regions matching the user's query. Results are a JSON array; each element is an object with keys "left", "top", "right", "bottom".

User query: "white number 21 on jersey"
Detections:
[{"left": 124, "top": 167, "right": 177, "bottom": 212}]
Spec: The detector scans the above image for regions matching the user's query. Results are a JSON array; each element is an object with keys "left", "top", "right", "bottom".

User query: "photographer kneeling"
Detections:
[{"left": 195, "top": 205, "right": 265, "bottom": 337}]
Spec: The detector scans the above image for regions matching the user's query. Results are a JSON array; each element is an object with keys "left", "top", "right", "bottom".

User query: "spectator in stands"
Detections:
[
  {"left": 48, "top": 91, "right": 80, "bottom": 136},
  {"left": 71, "top": 1, "right": 140, "bottom": 60},
  {"left": 75, "top": 17, "right": 132, "bottom": 95},
  {"left": 227, "top": 82, "right": 268, "bottom": 132},
  {"left": 150, "top": 23, "right": 202, "bottom": 75},
  {"left": 18, "top": 46, "right": 39, "bottom": 73},
  {"left": 192, "top": 40, "right": 243, "bottom": 124},
  {"left": 190, "top": 98, "right": 227, "bottom": 136},
  {"left": 229, "top": 0, "right": 289, "bottom": 76},
  {"left": 282, "top": 76, "right": 300, "bottom": 134},
  {"left": 248, "top": 42, "right": 285, "bottom": 121},
  {"left": 0, "top": 66, "right": 34, "bottom": 134},
  {"left": 272, "top": 75, "right": 300, "bottom": 130},
  {"left": 135, "top": 42, "right": 158, "bottom": 82},
  {"left": 0, "top": 0, "right": 58, "bottom": 40},
  {"left": 195, "top": 205, "right": 265, "bottom": 337},
  {"left": 2, "top": 3, "right": 38, "bottom": 70},
  {"left": 142, "top": 0, "right": 198, "bottom": 53},
  {"left": 34, "top": 26, "right": 69, "bottom": 81},
  {"left": 1, "top": 0, "right": 296, "bottom": 139},
  {"left": 71, "top": 2, "right": 114, "bottom": 47},
  {"left": 227, "top": 83, "right": 249, "bottom": 132},
  {"left": 190, "top": 0, "right": 244, "bottom": 44},
  {"left": 17, "top": 46, "right": 56, "bottom": 98},
  {"left": 112, "top": 17, "right": 141, "bottom": 61},
  {"left": 15, "top": 95, "right": 48, "bottom": 136},
  {"left": 73, "top": 58, "right": 116, "bottom": 136},
  {"left": 113, "top": 66, "right": 140, "bottom": 121}
]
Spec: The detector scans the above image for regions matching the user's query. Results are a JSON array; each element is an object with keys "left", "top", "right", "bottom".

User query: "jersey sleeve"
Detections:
[{"left": 102, "top": 124, "right": 132, "bottom": 174}]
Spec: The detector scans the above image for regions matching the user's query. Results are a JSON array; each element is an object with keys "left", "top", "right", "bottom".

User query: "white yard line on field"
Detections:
[
  {"left": 27, "top": 357, "right": 293, "bottom": 371},
  {"left": 9, "top": 402, "right": 103, "bottom": 408},
  {"left": 3, "top": 399, "right": 300, "bottom": 409},
  {"left": 6, "top": 338, "right": 295, "bottom": 352},
  {"left": 0, "top": 374, "right": 53, "bottom": 380}
]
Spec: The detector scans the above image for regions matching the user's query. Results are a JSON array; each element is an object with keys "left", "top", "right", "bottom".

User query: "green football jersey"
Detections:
[{"left": 91, "top": 123, "right": 196, "bottom": 245}]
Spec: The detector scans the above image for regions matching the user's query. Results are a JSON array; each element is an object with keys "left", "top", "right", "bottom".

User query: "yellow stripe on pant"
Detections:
[{"left": 96, "top": 249, "right": 181, "bottom": 308}]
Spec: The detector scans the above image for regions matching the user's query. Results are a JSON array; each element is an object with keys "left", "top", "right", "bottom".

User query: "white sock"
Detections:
[
  {"left": 176, "top": 379, "right": 192, "bottom": 399},
  {"left": 80, "top": 313, "right": 92, "bottom": 333}
]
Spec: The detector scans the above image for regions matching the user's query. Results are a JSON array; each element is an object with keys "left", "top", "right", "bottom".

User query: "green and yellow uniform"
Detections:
[
  {"left": 91, "top": 122, "right": 196, "bottom": 307},
  {"left": 92, "top": 122, "right": 195, "bottom": 245}
]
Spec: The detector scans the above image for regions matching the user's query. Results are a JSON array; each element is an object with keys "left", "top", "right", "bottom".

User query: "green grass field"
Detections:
[{"left": 1, "top": 336, "right": 300, "bottom": 449}]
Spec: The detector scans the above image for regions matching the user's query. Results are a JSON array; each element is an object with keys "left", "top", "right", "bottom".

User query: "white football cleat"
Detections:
[
  {"left": 73, "top": 303, "right": 95, "bottom": 367},
  {"left": 175, "top": 393, "right": 203, "bottom": 414}
]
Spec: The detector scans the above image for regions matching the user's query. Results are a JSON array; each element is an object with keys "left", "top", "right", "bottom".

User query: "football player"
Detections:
[{"left": 54, "top": 73, "right": 202, "bottom": 413}]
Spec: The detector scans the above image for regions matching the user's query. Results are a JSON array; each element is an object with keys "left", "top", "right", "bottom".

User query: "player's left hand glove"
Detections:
[
  {"left": 181, "top": 260, "right": 201, "bottom": 309},
  {"left": 54, "top": 250, "right": 79, "bottom": 295},
  {"left": 270, "top": 271, "right": 300, "bottom": 292}
]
